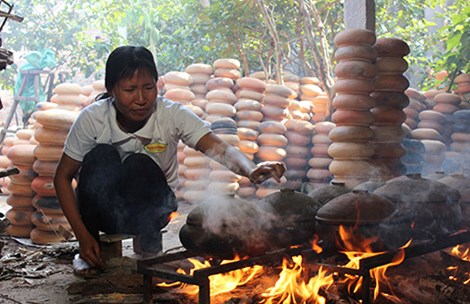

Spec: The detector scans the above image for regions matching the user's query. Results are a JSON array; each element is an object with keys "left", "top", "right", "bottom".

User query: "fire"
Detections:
[
  {"left": 168, "top": 211, "right": 179, "bottom": 221},
  {"left": 451, "top": 244, "right": 470, "bottom": 262},
  {"left": 338, "top": 225, "right": 410, "bottom": 301},
  {"left": 448, "top": 244, "right": 470, "bottom": 285},
  {"left": 158, "top": 255, "right": 263, "bottom": 296},
  {"left": 261, "top": 255, "right": 334, "bottom": 304}
]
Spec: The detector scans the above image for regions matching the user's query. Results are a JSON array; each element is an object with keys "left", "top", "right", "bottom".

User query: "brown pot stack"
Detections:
[
  {"left": 50, "top": 83, "right": 85, "bottom": 111},
  {"left": 29, "top": 108, "right": 78, "bottom": 244},
  {"left": 185, "top": 63, "right": 213, "bottom": 100},
  {"left": 300, "top": 77, "right": 328, "bottom": 122},
  {"left": 329, "top": 28, "right": 378, "bottom": 188},
  {"left": 5, "top": 134, "right": 37, "bottom": 238},
  {"left": 283, "top": 118, "right": 314, "bottom": 190},
  {"left": 308, "top": 121, "right": 335, "bottom": 188},
  {"left": 370, "top": 38, "right": 411, "bottom": 178},
  {"left": 234, "top": 76, "right": 266, "bottom": 198}
]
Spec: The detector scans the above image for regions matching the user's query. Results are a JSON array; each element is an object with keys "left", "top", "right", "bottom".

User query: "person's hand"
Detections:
[
  {"left": 248, "top": 161, "right": 286, "bottom": 184},
  {"left": 78, "top": 232, "right": 105, "bottom": 269}
]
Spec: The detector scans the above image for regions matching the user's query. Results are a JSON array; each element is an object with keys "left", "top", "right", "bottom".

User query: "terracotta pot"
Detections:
[
  {"left": 315, "top": 190, "right": 413, "bottom": 251},
  {"left": 307, "top": 182, "right": 351, "bottom": 205},
  {"left": 258, "top": 188, "right": 323, "bottom": 248},
  {"left": 179, "top": 195, "right": 271, "bottom": 258},
  {"left": 437, "top": 174, "right": 470, "bottom": 229},
  {"left": 374, "top": 174, "right": 463, "bottom": 239}
]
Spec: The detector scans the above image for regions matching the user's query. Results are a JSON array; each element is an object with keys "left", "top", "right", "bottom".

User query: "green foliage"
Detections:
[
  {"left": 431, "top": 4, "right": 470, "bottom": 91},
  {"left": 0, "top": 0, "right": 467, "bottom": 93}
]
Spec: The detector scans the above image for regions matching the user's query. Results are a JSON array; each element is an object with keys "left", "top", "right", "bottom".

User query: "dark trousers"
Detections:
[{"left": 76, "top": 144, "right": 177, "bottom": 253}]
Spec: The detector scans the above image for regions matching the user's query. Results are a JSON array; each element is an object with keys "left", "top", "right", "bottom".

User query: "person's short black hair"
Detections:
[{"left": 105, "top": 46, "right": 159, "bottom": 93}]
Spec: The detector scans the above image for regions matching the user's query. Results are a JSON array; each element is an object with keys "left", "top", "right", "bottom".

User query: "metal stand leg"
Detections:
[
  {"left": 142, "top": 274, "right": 153, "bottom": 304},
  {"left": 0, "top": 95, "right": 19, "bottom": 144},
  {"left": 199, "top": 278, "right": 211, "bottom": 304}
]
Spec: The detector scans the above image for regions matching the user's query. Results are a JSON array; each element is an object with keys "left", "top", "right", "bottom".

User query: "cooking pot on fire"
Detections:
[
  {"left": 258, "top": 188, "right": 323, "bottom": 249},
  {"left": 315, "top": 190, "right": 414, "bottom": 252},
  {"left": 373, "top": 174, "right": 463, "bottom": 239},
  {"left": 179, "top": 194, "right": 272, "bottom": 259}
]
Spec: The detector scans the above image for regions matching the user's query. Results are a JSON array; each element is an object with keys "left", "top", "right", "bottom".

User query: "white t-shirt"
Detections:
[{"left": 64, "top": 96, "right": 211, "bottom": 191}]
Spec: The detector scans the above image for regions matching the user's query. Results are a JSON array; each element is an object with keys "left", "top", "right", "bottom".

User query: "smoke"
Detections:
[{"left": 197, "top": 191, "right": 278, "bottom": 250}]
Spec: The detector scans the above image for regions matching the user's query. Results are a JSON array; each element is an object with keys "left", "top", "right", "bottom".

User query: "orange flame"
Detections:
[
  {"left": 448, "top": 244, "right": 470, "bottom": 285},
  {"left": 338, "top": 225, "right": 410, "bottom": 300},
  {"left": 451, "top": 244, "right": 470, "bottom": 262},
  {"left": 158, "top": 255, "right": 263, "bottom": 296},
  {"left": 261, "top": 255, "right": 334, "bottom": 304},
  {"left": 168, "top": 211, "right": 179, "bottom": 221}
]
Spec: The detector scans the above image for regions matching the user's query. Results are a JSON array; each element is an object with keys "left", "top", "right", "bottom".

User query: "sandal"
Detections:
[{"left": 72, "top": 254, "right": 101, "bottom": 278}]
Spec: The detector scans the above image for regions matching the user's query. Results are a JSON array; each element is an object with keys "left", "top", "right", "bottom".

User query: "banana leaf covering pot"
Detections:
[
  {"left": 179, "top": 195, "right": 274, "bottom": 259},
  {"left": 315, "top": 190, "right": 414, "bottom": 252},
  {"left": 373, "top": 174, "right": 463, "bottom": 240},
  {"left": 258, "top": 188, "right": 323, "bottom": 249}
]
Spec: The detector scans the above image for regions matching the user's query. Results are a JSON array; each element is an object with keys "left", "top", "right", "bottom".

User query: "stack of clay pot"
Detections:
[
  {"left": 432, "top": 92, "right": 461, "bottom": 140},
  {"left": 5, "top": 136, "right": 37, "bottom": 238},
  {"left": 329, "top": 28, "right": 377, "bottom": 188},
  {"left": 282, "top": 72, "right": 300, "bottom": 100},
  {"left": 308, "top": 121, "right": 335, "bottom": 187},
  {"left": 181, "top": 144, "right": 211, "bottom": 203},
  {"left": 50, "top": 83, "right": 85, "bottom": 111},
  {"left": 236, "top": 126, "right": 259, "bottom": 199},
  {"left": 162, "top": 71, "right": 197, "bottom": 191},
  {"left": 185, "top": 63, "right": 213, "bottom": 119},
  {"left": 249, "top": 71, "right": 270, "bottom": 82},
  {"left": 0, "top": 151, "right": 12, "bottom": 193},
  {"left": 300, "top": 76, "right": 329, "bottom": 122},
  {"left": 185, "top": 63, "right": 213, "bottom": 99},
  {"left": 162, "top": 71, "right": 195, "bottom": 106},
  {"left": 421, "top": 89, "right": 443, "bottom": 110},
  {"left": 81, "top": 79, "right": 106, "bottom": 108},
  {"left": 401, "top": 138, "right": 425, "bottom": 174},
  {"left": 29, "top": 108, "right": 78, "bottom": 244},
  {"left": 404, "top": 88, "right": 427, "bottom": 130},
  {"left": 283, "top": 118, "right": 314, "bottom": 190},
  {"left": 410, "top": 108, "right": 448, "bottom": 174},
  {"left": 261, "top": 83, "right": 293, "bottom": 122},
  {"left": 444, "top": 109, "right": 470, "bottom": 175},
  {"left": 234, "top": 76, "right": 266, "bottom": 131},
  {"left": 213, "top": 58, "right": 241, "bottom": 81},
  {"left": 208, "top": 118, "right": 241, "bottom": 197},
  {"left": 454, "top": 73, "right": 470, "bottom": 104},
  {"left": 204, "top": 77, "right": 237, "bottom": 123},
  {"left": 175, "top": 141, "right": 186, "bottom": 201},
  {"left": 370, "top": 38, "right": 410, "bottom": 178},
  {"left": 234, "top": 76, "right": 266, "bottom": 198},
  {"left": 255, "top": 120, "right": 288, "bottom": 198}
]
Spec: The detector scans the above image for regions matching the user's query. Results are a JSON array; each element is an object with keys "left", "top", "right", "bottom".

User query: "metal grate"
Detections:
[{"left": 137, "top": 230, "right": 470, "bottom": 304}]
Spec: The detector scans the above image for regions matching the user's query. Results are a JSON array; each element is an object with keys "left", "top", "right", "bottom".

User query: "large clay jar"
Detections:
[
  {"left": 258, "top": 188, "right": 323, "bottom": 249},
  {"left": 437, "top": 174, "right": 470, "bottom": 228},
  {"left": 179, "top": 195, "right": 271, "bottom": 259},
  {"left": 374, "top": 174, "right": 463, "bottom": 239},
  {"left": 307, "top": 182, "right": 351, "bottom": 206},
  {"left": 315, "top": 190, "right": 414, "bottom": 252}
]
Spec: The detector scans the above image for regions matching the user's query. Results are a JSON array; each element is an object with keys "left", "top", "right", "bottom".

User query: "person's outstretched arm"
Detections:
[{"left": 195, "top": 132, "right": 286, "bottom": 184}]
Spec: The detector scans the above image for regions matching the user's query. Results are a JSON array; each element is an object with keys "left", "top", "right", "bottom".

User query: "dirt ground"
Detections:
[{"left": 0, "top": 194, "right": 194, "bottom": 304}]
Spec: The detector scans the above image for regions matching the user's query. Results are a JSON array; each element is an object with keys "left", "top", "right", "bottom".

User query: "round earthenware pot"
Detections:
[
  {"left": 374, "top": 174, "right": 463, "bottom": 239},
  {"left": 179, "top": 195, "right": 271, "bottom": 259},
  {"left": 258, "top": 188, "right": 323, "bottom": 249},
  {"left": 315, "top": 190, "right": 413, "bottom": 252}
]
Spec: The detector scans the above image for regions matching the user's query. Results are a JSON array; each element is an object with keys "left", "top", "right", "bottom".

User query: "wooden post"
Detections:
[{"left": 344, "top": 0, "right": 376, "bottom": 32}]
